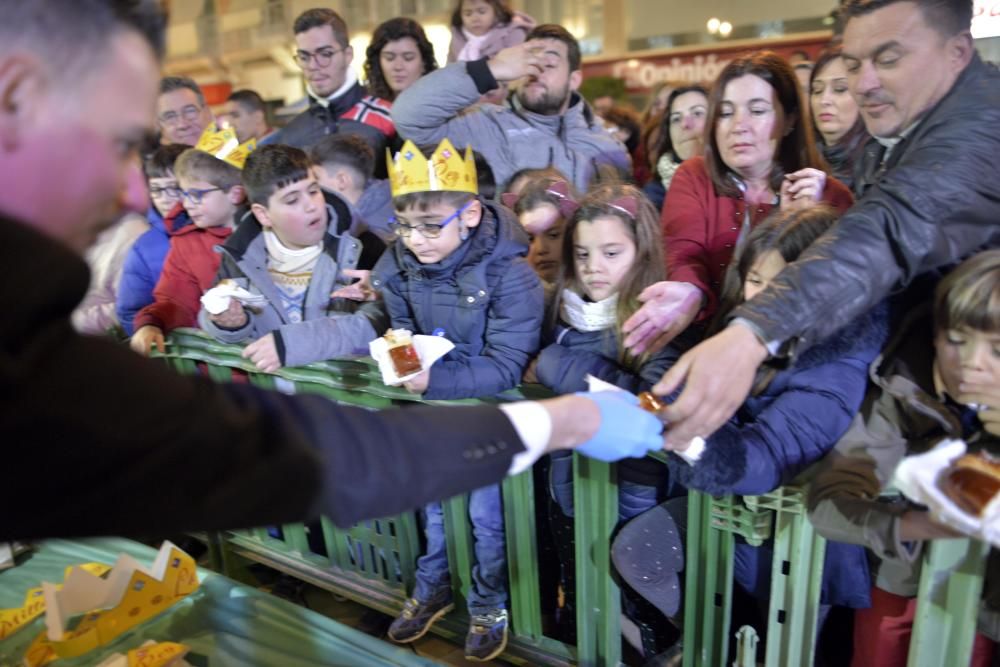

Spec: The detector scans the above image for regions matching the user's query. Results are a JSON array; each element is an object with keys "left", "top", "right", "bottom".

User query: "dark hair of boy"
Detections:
[
  {"left": 227, "top": 89, "right": 267, "bottom": 115},
  {"left": 293, "top": 7, "right": 349, "bottom": 47},
  {"left": 242, "top": 144, "right": 312, "bottom": 206},
  {"left": 392, "top": 143, "right": 477, "bottom": 212},
  {"left": 309, "top": 134, "right": 375, "bottom": 184},
  {"left": 143, "top": 143, "right": 189, "bottom": 180},
  {"left": 174, "top": 149, "right": 242, "bottom": 190},
  {"left": 473, "top": 151, "right": 497, "bottom": 200},
  {"left": 158, "top": 75, "right": 206, "bottom": 105},
  {"left": 524, "top": 24, "right": 581, "bottom": 72},
  {"left": 450, "top": 0, "right": 513, "bottom": 29}
]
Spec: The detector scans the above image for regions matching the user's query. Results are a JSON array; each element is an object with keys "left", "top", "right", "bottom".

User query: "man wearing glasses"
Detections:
[
  {"left": 156, "top": 76, "right": 214, "bottom": 146},
  {"left": 272, "top": 8, "right": 389, "bottom": 176}
]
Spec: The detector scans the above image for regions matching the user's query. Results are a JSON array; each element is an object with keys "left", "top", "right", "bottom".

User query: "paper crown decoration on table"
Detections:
[
  {"left": 194, "top": 125, "right": 256, "bottom": 169},
  {"left": 387, "top": 138, "right": 478, "bottom": 198},
  {"left": 0, "top": 562, "right": 111, "bottom": 641},
  {"left": 94, "top": 640, "right": 191, "bottom": 667},
  {"left": 22, "top": 541, "right": 199, "bottom": 666}
]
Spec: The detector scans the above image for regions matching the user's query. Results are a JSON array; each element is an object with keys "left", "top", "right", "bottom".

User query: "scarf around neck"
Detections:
[
  {"left": 560, "top": 288, "right": 619, "bottom": 332},
  {"left": 263, "top": 229, "right": 323, "bottom": 274}
]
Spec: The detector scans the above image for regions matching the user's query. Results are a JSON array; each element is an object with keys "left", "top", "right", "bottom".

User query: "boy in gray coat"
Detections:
[{"left": 200, "top": 145, "right": 383, "bottom": 362}]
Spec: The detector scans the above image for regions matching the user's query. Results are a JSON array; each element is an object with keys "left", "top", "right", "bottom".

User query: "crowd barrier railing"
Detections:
[{"left": 154, "top": 328, "right": 988, "bottom": 667}]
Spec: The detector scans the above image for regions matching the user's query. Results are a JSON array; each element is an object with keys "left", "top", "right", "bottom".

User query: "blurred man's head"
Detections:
[
  {"left": 0, "top": 0, "right": 166, "bottom": 253},
  {"left": 220, "top": 89, "right": 270, "bottom": 143},
  {"left": 157, "top": 76, "right": 213, "bottom": 146}
]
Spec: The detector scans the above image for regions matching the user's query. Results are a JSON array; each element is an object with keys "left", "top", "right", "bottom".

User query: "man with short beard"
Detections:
[{"left": 391, "top": 24, "right": 629, "bottom": 191}]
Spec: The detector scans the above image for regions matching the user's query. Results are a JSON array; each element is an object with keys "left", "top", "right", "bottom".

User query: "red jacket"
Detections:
[
  {"left": 132, "top": 221, "right": 232, "bottom": 333},
  {"left": 662, "top": 156, "right": 854, "bottom": 318}
]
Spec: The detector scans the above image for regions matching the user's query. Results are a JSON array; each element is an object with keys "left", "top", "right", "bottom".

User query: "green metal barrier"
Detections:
[
  {"left": 156, "top": 329, "right": 990, "bottom": 667},
  {"left": 683, "top": 487, "right": 990, "bottom": 667},
  {"left": 154, "top": 329, "right": 586, "bottom": 666}
]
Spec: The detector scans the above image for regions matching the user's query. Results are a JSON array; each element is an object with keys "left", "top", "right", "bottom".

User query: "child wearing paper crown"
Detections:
[
  {"left": 808, "top": 249, "right": 1000, "bottom": 667},
  {"left": 130, "top": 145, "right": 247, "bottom": 356},
  {"left": 197, "top": 144, "right": 384, "bottom": 354},
  {"left": 378, "top": 138, "right": 542, "bottom": 661},
  {"left": 236, "top": 138, "right": 542, "bottom": 660}
]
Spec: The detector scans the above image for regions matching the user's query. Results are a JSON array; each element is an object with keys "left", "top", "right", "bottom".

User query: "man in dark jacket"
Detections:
[
  {"left": 629, "top": 0, "right": 1000, "bottom": 448},
  {"left": 0, "top": 0, "right": 666, "bottom": 541},
  {"left": 270, "top": 8, "right": 388, "bottom": 175}
]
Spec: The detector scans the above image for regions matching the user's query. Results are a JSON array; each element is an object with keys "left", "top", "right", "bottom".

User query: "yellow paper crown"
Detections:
[
  {"left": 387, "top": 138, "right": 478, "bottom": 198},
  {"left": 194, "top": 125, "right": 256, "bottom": 170}
]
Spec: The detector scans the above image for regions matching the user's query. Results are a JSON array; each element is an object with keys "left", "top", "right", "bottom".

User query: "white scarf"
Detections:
[
  {"left": 560, "top": 288, "right": 619, "bottom": 332},
  {"left": 263, "top": 229, "right": 323, "bottom": 274},
  {"left": 457, "top": 28, "right": 491, "bottom": 61}
]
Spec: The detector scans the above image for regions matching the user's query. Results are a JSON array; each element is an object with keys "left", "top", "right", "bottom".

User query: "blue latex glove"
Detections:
[{"left": 575, "top": 391, "right": 665, "bottom": 462}]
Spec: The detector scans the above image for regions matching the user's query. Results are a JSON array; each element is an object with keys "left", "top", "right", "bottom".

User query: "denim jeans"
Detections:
[
  {"left": 412, "top": 483, "right": 507, "bottom": 615},
  {"left": 548, "top": 450, "right": 670, "bottom": 522}
]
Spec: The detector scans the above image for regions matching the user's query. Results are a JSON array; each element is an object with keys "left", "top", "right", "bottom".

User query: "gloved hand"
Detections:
[{"left": 574, "top": 391, "right": 664, "bottom": 462}]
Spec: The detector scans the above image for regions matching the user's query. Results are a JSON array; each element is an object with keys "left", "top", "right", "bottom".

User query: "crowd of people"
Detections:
[{"left": 5, "top": 0, "right": 1000, "bottom": 665}]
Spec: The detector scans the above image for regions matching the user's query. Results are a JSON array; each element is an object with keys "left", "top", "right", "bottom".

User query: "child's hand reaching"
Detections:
[
  {"left": 330, "top": 269, "right": 377, "bottom": 302},
  {"left": 959, "top": 381, "right": 1000, "bottom": 436},
  {"left": 243, "top": 333, "right": 282, "bottom": 373},
  {"left": 403, "top": 369, "right": 430, "bottom": 394},
  {"left": 210, "top": 299, "right": 248, "bottom": 329},
  {"left": 130, "top": 325, "right": 165, "bottom": 356}
]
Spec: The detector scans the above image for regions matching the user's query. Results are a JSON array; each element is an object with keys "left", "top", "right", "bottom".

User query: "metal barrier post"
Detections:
[
  {"left": 573, "top": 454, "right": 620, "bottom": 667},
  {"left": 908, "top": 538, "right": 989, "bottom": 667}
]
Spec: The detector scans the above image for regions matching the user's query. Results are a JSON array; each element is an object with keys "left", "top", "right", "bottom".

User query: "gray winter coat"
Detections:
[
  {"left": 391, "top": 59, "right": 630, "bottom": 191},
  {"left": 197, "top": 202, "right": 376, "bottom": 367}
]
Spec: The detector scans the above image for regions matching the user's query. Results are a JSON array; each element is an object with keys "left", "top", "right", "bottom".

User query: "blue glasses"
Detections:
[
  {"left": 180, "top": 187, "right": 223, "bottom": 205},
  {"left": 388, "top": 201, "right": 472, "bottom": 239}
]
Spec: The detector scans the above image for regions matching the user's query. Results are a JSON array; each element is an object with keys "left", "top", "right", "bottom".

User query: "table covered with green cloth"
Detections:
[{"left": 0, "top": 538, "right": 439, "bottom": 666}]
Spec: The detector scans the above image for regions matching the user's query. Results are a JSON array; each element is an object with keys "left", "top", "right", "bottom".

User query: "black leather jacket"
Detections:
[{"left": 734, "top": 55, "right": 1000, "bottom": 359}]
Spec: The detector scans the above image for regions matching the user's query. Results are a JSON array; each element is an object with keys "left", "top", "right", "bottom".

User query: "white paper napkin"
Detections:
[
  {"left": 369, "top": 334, "right": 456, "bottom": 385},
  {"left": 200, "top": 281, "right": 269, "bottom": 315},
  {"left": 892, "top": 439, "right": 1000, "bottom": 546}
]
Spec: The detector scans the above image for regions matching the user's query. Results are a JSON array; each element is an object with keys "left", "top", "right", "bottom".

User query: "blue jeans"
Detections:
[
  {"left": 412, "top": 483, "right": 507, "bottom": 615},
  {"left": 548, "top": 450, "right": 670, "bottom": 522}
]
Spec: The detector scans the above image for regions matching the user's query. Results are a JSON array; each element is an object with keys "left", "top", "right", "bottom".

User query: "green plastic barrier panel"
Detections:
[
  {"left": 154, "top": 329, "right": 580, "bottom": 666},
  {"left": 908, "top": 538, "right": 989, "bottom": 667},
  {"left": 156, "top": 330, "right": 990, "bottom": 666},
  {"left": 684, "top": 486, "right": 828, "bottom": 667}
]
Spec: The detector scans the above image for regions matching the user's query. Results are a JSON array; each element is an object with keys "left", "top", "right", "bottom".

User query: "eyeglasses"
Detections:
[
  {"left": 294, "top": 46, "right": 344, "bottom": 68},
  {"left": 158, "top": 104, "right": 203, "bottom": 126},
  {"left": 149, "top": 185, "right": 181, "bottom": 199},
  {"left": 388, "top": 201, "right": 472, "bottom": 239},
  {"left": 180, "top": 187, "right": 223, "bottom": 205}
]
